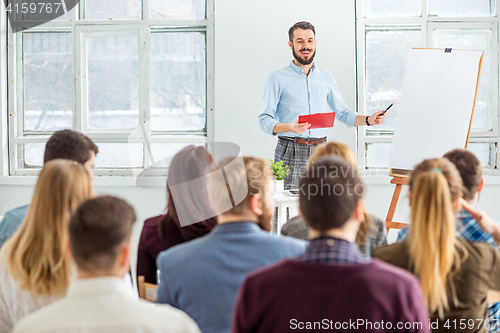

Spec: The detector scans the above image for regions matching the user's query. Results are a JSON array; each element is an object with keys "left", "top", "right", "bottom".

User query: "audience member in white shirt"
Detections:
[
  {"left": 12, "top": 195, "right": 201, "bottom": 333},
  {"left": 0, "top": 160, "right": 94, "bottom": 332}
]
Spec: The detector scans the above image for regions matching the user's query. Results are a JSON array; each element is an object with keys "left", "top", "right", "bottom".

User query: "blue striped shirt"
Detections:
[
  {"left": 297, "top": 237, "right": 370, "bottom": 265},
  {"left": 258, "top": 61, "right": 358, "bottom": 138}
]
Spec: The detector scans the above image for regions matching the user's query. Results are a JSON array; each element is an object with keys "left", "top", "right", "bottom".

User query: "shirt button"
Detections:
[{"left": 326, "top": 239, "right": 335, "bottom": 246}]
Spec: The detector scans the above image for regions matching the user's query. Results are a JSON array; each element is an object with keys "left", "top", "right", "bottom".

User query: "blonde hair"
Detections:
[
  {"left": 0, "top": 159, "right": 94, "bottom": 297},
  {"left": 211, "top": 157, "right": 271, "bottom": 216},
  {"left": 308, "top": 142, "right": 372, "bottom": 245},
  {"left": 408, "top": 158, "right": 465, "bottom": 318}
]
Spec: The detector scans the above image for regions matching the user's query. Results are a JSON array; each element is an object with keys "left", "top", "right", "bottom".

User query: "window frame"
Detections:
[
  {"left": 356, "top": 0, "right": 500, "bottom": 174},
  {"left": 6, "top": 0, "right": 215, "bottom": 176}
]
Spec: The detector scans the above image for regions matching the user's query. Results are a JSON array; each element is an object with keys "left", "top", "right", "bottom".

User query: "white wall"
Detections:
[{"left": 2, "top": 0, "right": 500, "bottom": 258}]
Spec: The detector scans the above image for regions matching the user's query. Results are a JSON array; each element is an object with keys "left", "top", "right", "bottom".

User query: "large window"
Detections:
[
  {"left": 357, "top": 0, "right": 498, "bottom": 173},
  {"left": 8, "top": 0, "right": 213, "bottom": 176}
]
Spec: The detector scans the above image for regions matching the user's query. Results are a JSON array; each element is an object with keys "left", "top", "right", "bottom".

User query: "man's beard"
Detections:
[
  {"left": 293, "top": 47, "right": 316, "bottom": 65},
  {"left": 257, "top": 201, "right": 273, "bottom": 232}
]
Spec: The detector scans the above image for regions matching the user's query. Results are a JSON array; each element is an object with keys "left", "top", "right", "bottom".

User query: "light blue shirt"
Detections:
[
  {"left": 156, "top": 222, "right": 306, "bottom": 333},
  {"left": 258, "top": 61, "right": 358, "bottom": 138},
  {"left": 0, "top": 204, "right": 28, "bottom": 248}
]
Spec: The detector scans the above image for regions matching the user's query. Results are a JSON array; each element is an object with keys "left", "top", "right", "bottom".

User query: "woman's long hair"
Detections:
[
  {"left": 0, "top": 159, "right": 94, "bottom": 297},
  {"left": 308, "top": 141, "right": 373, "bottom": 245},
  {"left": 408, "top": 158, "right": 465, "bottom": 318},
  {"left": 158, "top": 146, "right": 218, "bottom": 241}
]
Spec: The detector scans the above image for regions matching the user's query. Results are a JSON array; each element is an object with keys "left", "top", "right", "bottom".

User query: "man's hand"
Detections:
[
  {"left": 272, "top": 121, "right": 311, "bottom": 134},
  {"left": 289, "top": 121, "right": 311, "bottom": 134},
  {"left": 460, "top": 198, "right": 500, "bottom": 244},
  {"left": 368, "top": 110, "right": 386, "bottom": 126}
]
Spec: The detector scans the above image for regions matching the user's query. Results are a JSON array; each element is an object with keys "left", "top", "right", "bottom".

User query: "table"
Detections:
[{"left": 273, "top": 192, "right": 299, "bottom": 235}]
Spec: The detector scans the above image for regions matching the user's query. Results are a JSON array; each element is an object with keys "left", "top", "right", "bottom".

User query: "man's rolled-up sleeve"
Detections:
[{"left": 258, "top": 73, "right": 281, "bottom": 136}]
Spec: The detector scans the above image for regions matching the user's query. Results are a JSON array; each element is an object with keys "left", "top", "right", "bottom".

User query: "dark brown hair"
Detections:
[
  {"left": 159, "top": 146, "right": 217, "bottom": 241},
  {"left": 443, "top": 149, "right": 482, "bottom": 201},
  {"left": 299, "top": 156, "right": 364, "bottom": 232},
  {"left": 43, "top": 130, "right": 99, "bottom": 165},
  {"left": 288, "top": 21, "right": 316, "bottom": 42},
  {"left": 69, "top": 196, "right": 136, "bottom": 273}
]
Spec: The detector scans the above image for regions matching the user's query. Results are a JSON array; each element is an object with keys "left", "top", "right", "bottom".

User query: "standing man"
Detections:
[{"left": 259, "top": 21, "right": 386, "bottom": 189}]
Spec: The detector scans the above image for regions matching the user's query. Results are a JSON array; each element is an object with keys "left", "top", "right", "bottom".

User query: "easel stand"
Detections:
[{"left": 385, "top": 177, "right": 409, "bottom": 233}]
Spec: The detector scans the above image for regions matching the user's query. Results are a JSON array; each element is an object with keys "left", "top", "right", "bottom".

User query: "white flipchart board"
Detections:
[{"left": 389, "top": 48, "right": 484, "bottom": 174}]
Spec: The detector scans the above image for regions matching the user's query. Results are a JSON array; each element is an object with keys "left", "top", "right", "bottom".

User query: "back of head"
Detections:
[
  {"left": 162, "top": 145, "right": 217, "bottom": 240},
  {"left": 307, "top": 141, "right": 357, "bottom": 170},
  {"left": 408, "top": 158, "right": 463, "bottom": 317},
  {"left": 299, "top": 156, "right": 364, "bottom": 232},
  {"left": 307, "top": 142, "right": 371, "bottom": 244},
  {"left": 44, "top": 130, "right": 99, "bottom": 165},
  {"left": 3, "top": 159, "right": 94, "bottom": 296},
  {"left": 209, "top": 156, "right": 273, "bottom": 231},
  {"left": 70, "top": 196, "right": 136, "bottom": 274},
  {"left": 443, "top": 149, "right": 482, "bottom": 201}
]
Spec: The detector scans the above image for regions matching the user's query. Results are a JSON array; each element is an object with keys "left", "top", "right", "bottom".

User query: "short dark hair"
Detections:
[
  {"left": 43, "top": 130, "right": 99, "bottom": 165},
  {"left": 443, "top": 149, "right": 482, "bottom": 201},
  {"left": 299, "top": 156, "right": 364, "bottom": 232},
  {"left": 69, "top": 196, "right": 136, "bottom": 273},
  {"left": 288, "top": 21, "right": 316, "bottom": 42}
]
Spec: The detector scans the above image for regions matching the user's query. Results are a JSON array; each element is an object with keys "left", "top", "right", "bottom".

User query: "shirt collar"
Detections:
[
  {"left": 457, "top": 207, "right": 477, "bottom": 219},
  {"left": 67, "top": 277, "right": 133, "bottom": 298},
  {"left": 289, "top": 60, "right": 316, "bottom": 75},
  {"left": 308, "top": 236, "right": 357, "bottom": 249},
  {"left": 211, "top": 221, "right": 264, "bottom": 235}
]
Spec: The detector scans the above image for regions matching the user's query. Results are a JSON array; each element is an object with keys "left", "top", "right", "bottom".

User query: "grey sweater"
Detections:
[{"left": 281, "top": 214, "right": 388, "bottom": 256}]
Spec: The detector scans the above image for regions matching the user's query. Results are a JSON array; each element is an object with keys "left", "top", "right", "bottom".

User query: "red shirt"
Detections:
[
  {"left": 233, "top": 259, "right": 429, "bottom": 333},
  {"left": 136, "top": 215, "right": 186, "bottom": 284}
]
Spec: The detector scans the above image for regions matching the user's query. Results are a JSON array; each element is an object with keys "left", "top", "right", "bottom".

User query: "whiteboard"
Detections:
[{"left": 389, "top": 48, "right": 483, "bottom": 171}]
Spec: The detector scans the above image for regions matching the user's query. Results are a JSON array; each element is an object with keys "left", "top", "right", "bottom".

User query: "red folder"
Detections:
[{"left": 298, "top": 112, "right": 335, "bottom": 129}]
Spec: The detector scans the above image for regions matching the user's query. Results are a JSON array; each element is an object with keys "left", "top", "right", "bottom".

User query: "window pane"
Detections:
[
  {"left": 22, "top": 0, "right": 72, "bottom": 21},
  {"left": 433, "top": 30, "right": 491, "bottom": 130},
  {"left": 150, "top": 0, "right": 205, "bottom": 20},
  {"left": 94, "top": 143, "right": 143, "bottom": 168},
  {"left": 365, "top": 0, "right": 420, "bottom": 17},
  {"left": 24, "top": 32, "right": 72, "bottom": 131},
  {"left": 150, "top": 32, "right": 206, "bottom": 131},
  {"left": 469, "top": 143, "right": 495, "bottom": 168},
  {"left": 429, "top": 0, "right": 492, "bottom": 17},
  {"left": 24, "top": 143, "right": 45, "bottom": 167},
  {"left": 88, "top": 36, "right": 139, "bottom": 130},
  {"left": 366, "top": 143, "right": 391, "bottom": 168},
  {"left": 366, "top": 143, "right": 391, "bottom": 169},
  {"left": 365, "top": 30, "right": 421, "bottom": 131},
  {"left": 150, "top": 142, "right": 204, "bottom": 168},
  {"left": 85, "top": 0, "right": 141, "bottom": 20}
]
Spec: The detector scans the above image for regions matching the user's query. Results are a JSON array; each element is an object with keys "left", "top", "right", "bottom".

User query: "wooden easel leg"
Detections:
[{"left": 385, "top": 184, "right": 403, "bottom": 233}]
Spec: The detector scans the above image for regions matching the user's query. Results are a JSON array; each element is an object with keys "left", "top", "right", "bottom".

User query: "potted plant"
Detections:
[{"left": 269, "top": 159, "right": 290, "bottom": 193}]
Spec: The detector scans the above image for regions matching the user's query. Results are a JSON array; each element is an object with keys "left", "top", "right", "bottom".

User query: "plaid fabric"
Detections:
[
  {"left": 397, "top": 209, "right": 500, "bottom": 333},
  {"left": 297, "top": 237, "right": 370, "bottom": 265},
  {"left": 274, "top": 137, "right": 324, "bottom": 190}
]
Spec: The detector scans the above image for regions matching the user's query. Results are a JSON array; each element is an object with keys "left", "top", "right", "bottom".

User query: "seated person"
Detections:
[
  {"left": 375, "top": 158, "right": 500, "bottom": 333},
  {"left": 0, "top": 160, "right": 94, "bottom": 331},
  {"left": 233, "top": 156, "right": 429, "bottom": 333},
  {"left": 0, "top": 130, "right": 98, "bottom": 248},
  {"left": 13, "top": 196, "right": 200, "bottom": 333},
  {"left": 396, "top": 149, "right": 500, "bottom": 332},
  {"left": 137, "top": 146, "right": 217, "bottom": 284},
  {"left": 281, "top": 141, "right": 387, "bottom": 255},
  {"left": 156, "top": 156, "right": 306, "bottom": 333}
]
